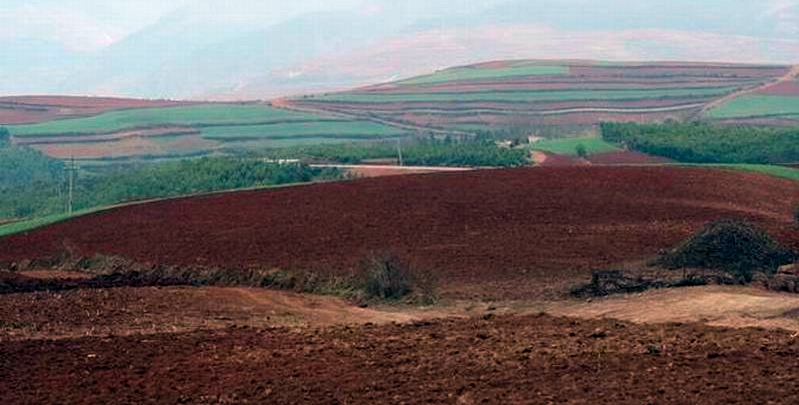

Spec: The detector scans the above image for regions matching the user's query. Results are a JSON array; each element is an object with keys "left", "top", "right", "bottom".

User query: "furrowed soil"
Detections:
[
  {"left": 4, "top": 312, "right": 799, "bottom": 404},
  {"left": 1, "top": 166, "right": 797, "bottom": 300}
]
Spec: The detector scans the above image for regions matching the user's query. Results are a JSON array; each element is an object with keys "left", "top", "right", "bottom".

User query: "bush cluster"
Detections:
[{"left": 657, "top": 219, "right": 797, "bottom": 282}]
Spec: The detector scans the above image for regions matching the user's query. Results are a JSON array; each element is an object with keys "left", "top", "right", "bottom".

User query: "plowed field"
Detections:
[
  {"left": 3, "top": 313, "right": 799, "bottom": 405},
  {"left": 1, "top": 166, "right": 797, "bottom": 299}
]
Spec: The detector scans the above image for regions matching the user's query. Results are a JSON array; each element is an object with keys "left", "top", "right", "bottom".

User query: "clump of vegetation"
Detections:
[
  {"left": 657, "top": 219, "right": 797, "bottom": 283},
  {"left": 360, "top": 251, "right": 412, "bottom": 300},
  {"left": 570, "top": 270, "right": 710, "bottom": 298},
  {"left": 357, "top": 251, "right": 437, "bottom": 304}
]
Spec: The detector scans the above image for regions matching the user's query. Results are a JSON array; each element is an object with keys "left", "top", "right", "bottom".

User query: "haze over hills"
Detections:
[{"left": 2, "top": 0, "right": 799, "bottom": 99}]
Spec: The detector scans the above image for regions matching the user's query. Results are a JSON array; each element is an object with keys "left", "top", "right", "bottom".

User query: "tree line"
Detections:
[
  {"left": 601, "top": 121, "right": 799, "bottom": 164},
  {"left": 0, "top": 144, "right": 342, "bottom": 220}
]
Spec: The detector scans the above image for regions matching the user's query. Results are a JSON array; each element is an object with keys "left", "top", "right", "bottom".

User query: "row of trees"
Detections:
[
  {"left": 0, "top": 146, "right": 343, "bottom": 220},
  {"left": 258, "top": 137, "right": 529, "bottom": 167},
  {"left": 601, "top": 121, "right": 799, "bottom": 164}
]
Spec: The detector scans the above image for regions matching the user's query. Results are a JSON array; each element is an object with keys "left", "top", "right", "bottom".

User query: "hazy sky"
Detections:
[{"left": 3, "top": 0, "right": 797, "bottom": 52}]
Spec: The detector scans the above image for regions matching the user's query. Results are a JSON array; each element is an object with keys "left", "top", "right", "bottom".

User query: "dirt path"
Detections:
[
  {"left": 5, "top": 284, "right": 799, "bottom": 342},
  {"left": 700, "top": 65, "right": 799, "bottom": 116}
]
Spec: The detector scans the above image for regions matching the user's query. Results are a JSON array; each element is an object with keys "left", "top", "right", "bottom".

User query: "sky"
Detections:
[
  {"left": 3, "top": 0, "right": 797, "bottom": 52},
  {"left": 1, "top": 0, "right": 797, "bottom": 98}
]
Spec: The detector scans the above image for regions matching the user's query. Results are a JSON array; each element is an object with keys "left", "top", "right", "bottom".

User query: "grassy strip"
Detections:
[
  {"left": 530, "top": 136, "right": 620, "bottom": 156},
  {"left": 1, "top": 251, "right": 437, "bottom": 304},
  {"left": 0, "top": 209, "right": 102, "bottom": 238},
  {"left": 706, "top": 95, "right": 799, "bottom": 119},
  {"left": 314, "top": 86, "right": 742, "bottom": 104},
  {"left": 688, "top": 164, "right": 799, "bottom": 181},
  {"left": 201, "top": 121, "right": 406, "bottom": 140},
  {"left": 9, "top": 104, "right": 326, "bottom": 136}
]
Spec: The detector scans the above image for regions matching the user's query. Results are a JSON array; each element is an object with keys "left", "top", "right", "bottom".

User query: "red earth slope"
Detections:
[{"left": 1, "top": 167, "right": 797, "bottom": 298}]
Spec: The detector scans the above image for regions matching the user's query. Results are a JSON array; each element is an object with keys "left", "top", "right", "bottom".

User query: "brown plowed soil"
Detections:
[
  {"left": 756, "top": 81, "right": 799, "bottom": 96},
  {"left": 588, "top": 151, "right": 673, "bottom": 164},
  {"left": 3, "top": 313, "right": 799, "bottom": 404},
  {"left": 0, "top": 96, "right": 193, "bottom": 125},
  {"left": 1, "top": 167, "right": 797, "bottom": 300}
]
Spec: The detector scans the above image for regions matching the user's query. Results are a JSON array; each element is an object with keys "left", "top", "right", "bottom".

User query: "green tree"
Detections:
[{"left": 575, "top": 143, "right": 588, "bottom": 159}]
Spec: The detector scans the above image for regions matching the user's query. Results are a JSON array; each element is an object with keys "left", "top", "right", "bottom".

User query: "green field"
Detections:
[
  {"left": 693, "top": 164, "right": 799, "bottom": 182},
  {"left": 400, "top": 64, "right": 569, "bottom": 85},
  {"left": 201, "top": 121, "right": 406, "bottom": 141},
  {"left": 9, "top": 104, "right": 327, "bottom": 136},
  {"left": 0, "top": 209, "right": 100, "bottom": 238},
  {"left": 530, "top": 136, "right": 621, "bottom": 156},
  {"left": 315, "top": 86, "right": 741, "bottom": 104},
  {"left": 706, "top": 95, "right": 799, "bottom": 119}
]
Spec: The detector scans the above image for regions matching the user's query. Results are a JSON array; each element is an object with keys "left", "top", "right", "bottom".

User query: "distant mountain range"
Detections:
[{"left": 2, "top": 0, "right": 798, "bottom": 99}]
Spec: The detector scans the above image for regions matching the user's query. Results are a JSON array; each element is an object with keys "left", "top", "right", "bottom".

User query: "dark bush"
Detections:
[
  {"left": 360, "top": 251, "right": 413, "bottom": 301},
  {"left": 657, "top": 219, "right": 797, "bottom": 282}
]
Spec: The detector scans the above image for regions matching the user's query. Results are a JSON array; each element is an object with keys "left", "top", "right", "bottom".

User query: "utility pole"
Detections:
[
  {"left": 396, "top": 139, "right": 404, "bottom": 167},
  {"left": 66, "top": 156, "right": 78, "bottom": 215}
]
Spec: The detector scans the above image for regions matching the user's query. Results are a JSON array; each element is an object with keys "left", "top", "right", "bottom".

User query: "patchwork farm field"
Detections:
[
  {"left": 2, "top": 166, "right": 797, "bottom": 300},
  {"left": 704, "top": 66, "right": 799, "bottom": 124},
  {"left": 288, "top": 61, "right": 789, "bottom": 133},
  {"left": 6, "top": 102, "right": 409, "bottom": 160}
]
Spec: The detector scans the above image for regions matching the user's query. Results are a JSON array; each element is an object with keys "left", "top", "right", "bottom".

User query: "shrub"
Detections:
[
  {"left": 360, "top": 251, "right": 413, "bottom": 301},
  {"left": 575, "top": 144, "right": 588, "bottom": 159},
  {"left": 657, "top": 219, "right": 797, "bottom": 282},
  {"left": 793, "top": 204, "right": 799, "bottom": 228}
]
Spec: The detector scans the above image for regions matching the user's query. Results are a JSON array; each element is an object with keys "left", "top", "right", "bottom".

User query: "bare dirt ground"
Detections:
[
  {"left": 3, "top": 306, "right": 799, "bottom": 404},
  {"left": 3, "top": 283, "right": 799, "bottom": 342}
]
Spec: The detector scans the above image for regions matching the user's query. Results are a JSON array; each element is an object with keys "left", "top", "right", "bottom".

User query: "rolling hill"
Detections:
[
  {"left": 286, "top": 60, "right": 792, "bottom": 135},
  {"left": 2, "top": 166, "right": 796, "bottom": 300}
]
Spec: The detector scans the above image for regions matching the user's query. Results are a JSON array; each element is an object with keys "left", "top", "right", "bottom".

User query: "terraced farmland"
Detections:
[
  {"left": 704, "top": 66, "right": 799, "bottom": 125},
  {"left": 6, "top": 103, "right": 409, "bottom": 160},
  {"left": 288, "top": 61, "right": 788, "bottom": 134}
]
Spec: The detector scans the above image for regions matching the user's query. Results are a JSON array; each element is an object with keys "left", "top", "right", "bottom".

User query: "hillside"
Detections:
[
  {"left": 2, "top": 166, "right": 796, "bottom": 300},
  {"left": 286, "top": 60, "right": 791, "bottom": 135}
]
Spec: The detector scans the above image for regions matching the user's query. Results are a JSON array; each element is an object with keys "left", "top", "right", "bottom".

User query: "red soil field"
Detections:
[
  {"left": 1, "top": 167, "right": 796, "bottom": 299},
  {"left": 0, "top": 96, "right": 193, "bottom": 125},
  {"left": 756, "top": 81, "right": 799, "bottom": 96},
  {"left": 588, "top": 151, "right": 673, "bottom": 164},
  {"left": 3, "top": 313, "right": 799, "bottom": 404}
]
